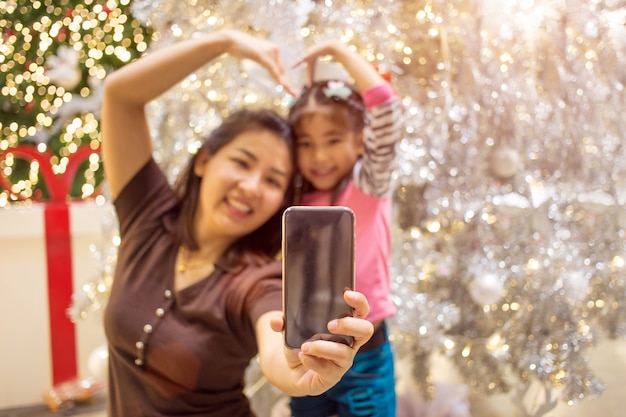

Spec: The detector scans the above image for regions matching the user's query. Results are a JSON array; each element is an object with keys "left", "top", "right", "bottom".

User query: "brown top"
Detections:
[{"left": 104, "top": 159, "right": 282, "bottom": 417}]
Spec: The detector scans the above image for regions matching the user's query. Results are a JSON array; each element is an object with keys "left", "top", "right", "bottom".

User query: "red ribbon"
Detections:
[
  {"left": 0, "top": 145, "right": 94, "bottom": 203},
  {"left": 1, "top": 145, "right": 98, "bottom": 385},
  {"left": 44, "top": 202, "right": 77, "bottom": 385}
]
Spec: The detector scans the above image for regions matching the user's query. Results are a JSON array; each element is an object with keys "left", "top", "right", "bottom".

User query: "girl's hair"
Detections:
[
  {"left": 287, "top": 79, "right": 366, "bottom": 134},
  {"left": 287, "top": 79, "right": 366, "bottom": 203},
  {"left": 173, "top": 108, "right": 295, "bottom": 260}
]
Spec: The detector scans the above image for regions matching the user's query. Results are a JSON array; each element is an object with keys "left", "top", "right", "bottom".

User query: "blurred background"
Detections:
[{"left": 1, "top": 1, "right": 625, "bottom": 416}]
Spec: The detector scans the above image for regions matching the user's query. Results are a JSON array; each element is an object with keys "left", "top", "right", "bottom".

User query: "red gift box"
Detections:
[{"left": 0, "top": 145, "right": 106, "bottom": 408}]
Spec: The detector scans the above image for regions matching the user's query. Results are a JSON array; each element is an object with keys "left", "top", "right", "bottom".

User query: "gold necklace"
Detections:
[{"left": 176, "top": 246, "right": 213, "bottom": 273}]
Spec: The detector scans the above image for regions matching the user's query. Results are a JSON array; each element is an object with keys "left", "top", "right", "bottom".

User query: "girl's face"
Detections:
[
  {"left": 193, "top": 129, "right": 292, "bottom": 244},
  {"left": 294, "top": 111, "right": 364, "bottom": 191}
]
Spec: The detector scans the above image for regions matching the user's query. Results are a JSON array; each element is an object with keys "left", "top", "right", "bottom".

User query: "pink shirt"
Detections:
[{"left": 302, "top": 183, "right": 395, "bottom": 323}]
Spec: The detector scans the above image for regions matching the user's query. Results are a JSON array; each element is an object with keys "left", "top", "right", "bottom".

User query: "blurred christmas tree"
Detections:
[
  {"left": 61, "top": 0, "right": 625, "bottom": 416},
  {"left": 0, "top": 0, "right": 152, "bottom": 203}
]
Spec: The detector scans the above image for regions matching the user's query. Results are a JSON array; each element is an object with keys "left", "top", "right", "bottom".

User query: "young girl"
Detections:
[
  {"left": 287, "top": 41, "right": 403, "bottom": 417},
  {"left": 100, "top": 29, "right": 374, "bottom": 417}
]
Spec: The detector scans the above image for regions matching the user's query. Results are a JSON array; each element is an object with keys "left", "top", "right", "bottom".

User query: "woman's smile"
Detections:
[{"left": 225, "top": 195, "right": 253, "bottom": 217}]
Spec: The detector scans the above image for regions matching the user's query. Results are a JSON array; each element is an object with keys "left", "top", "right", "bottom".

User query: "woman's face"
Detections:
[{"left": 193, "top": 129, "right": 292, "bottom": 244}]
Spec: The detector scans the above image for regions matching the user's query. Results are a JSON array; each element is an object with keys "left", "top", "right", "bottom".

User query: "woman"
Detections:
[{"left": 100, "top": 29, "right": 374, "bottom": 417}]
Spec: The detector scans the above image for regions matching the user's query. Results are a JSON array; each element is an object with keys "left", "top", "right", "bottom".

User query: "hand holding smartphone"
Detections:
[{"left": 282, "top": 206, "right": 356, "bottom": 349}]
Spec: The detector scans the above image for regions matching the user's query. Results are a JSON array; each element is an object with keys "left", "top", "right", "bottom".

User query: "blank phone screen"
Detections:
[{"left": 282, "top": 206, "right": 355, "bottom": 349}]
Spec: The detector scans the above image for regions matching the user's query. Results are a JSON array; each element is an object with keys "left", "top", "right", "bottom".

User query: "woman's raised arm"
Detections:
[{"left": 101, "top": 30, "right": 296, "bottom": 198}]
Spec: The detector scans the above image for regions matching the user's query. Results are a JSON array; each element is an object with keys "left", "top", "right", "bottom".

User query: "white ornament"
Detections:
[
  {"left": 560, "top": 271, "right": 590, "bottom": 302},
  {"left": 45, "top": 46, "right": 82, "bottom": 90},
  {"left": 530, "top": 183, "right": 554, "bottom": 208},
  {"left": 576, "top": 190, "right": 616, "bottom": 215},
  {"left": 468, "top": 273, "right": 504, "bottom": 306},
  {"left": 492, "top": 192, "right": 530, "bottom": 217},
  {"left": 490, "top": 146, "right": 521, "bottom": 179},
  {"left": 87, "top": 344, "right": 109, "bottom": 382}
]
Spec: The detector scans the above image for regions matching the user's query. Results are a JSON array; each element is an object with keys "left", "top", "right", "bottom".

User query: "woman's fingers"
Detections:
[
  {"left": 227, "top": 30, "right": 297, "bottom": 95},
  {"left": 339, "top": 290, "right": 374, "bottom": 350},
  {"left": 269, "top": 313, "right": 285, "bottom": 332},
  {"left": 298, "top": 340, "right": 353, "bottom": 370},
  {"left": 343, "top": 290, "right": 370, "bottom": 319},
  {"left": 259, "top": 47, "right": 298, "bottom": 95},
  {"left": 285, "top": 290, "right": 375, "bottom": 394}
]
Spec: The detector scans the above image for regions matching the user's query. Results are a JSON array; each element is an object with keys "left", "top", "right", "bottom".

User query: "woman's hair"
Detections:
[
  {"left": 173, "top": 108, "right": 295, "bottom": 260},
  {"left": 287, "top": 79, "right": 366, "bottom": 134}
]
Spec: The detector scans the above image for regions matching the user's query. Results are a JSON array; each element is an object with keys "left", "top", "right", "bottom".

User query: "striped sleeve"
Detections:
[{"left": 353, "top": 96, "right": 403, "bottom": 197}]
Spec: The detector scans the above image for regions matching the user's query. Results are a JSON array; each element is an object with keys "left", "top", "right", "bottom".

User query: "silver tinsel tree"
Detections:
[
  {"left": 71, "top": 0, "right": 625, "bottom": 416},
  {"left": 385, "top": 0, "right": 624, "bottom": 415}
]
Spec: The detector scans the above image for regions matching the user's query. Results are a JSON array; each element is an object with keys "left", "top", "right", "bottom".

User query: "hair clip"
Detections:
[{"left": 322, "top": 81, "right": 352, "bottom": 101}]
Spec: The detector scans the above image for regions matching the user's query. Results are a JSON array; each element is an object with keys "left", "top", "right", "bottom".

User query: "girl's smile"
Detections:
[{"left": 295, "top": 112, "right": 363, "bottom": 191}]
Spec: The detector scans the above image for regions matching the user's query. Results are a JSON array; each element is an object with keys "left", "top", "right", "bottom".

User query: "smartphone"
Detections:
[{"left": 282, "top": 206, "right": 356, "bottom": 349}]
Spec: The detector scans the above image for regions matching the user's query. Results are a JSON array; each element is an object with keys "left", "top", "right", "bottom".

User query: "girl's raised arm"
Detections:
[{"left": 293, "top": 40, "right": 386, "bottom": 92}]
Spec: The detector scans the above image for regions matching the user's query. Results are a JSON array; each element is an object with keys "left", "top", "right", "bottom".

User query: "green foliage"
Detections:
[{"left": 0, "top": 0, "right": 152, "bottom": 202}]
